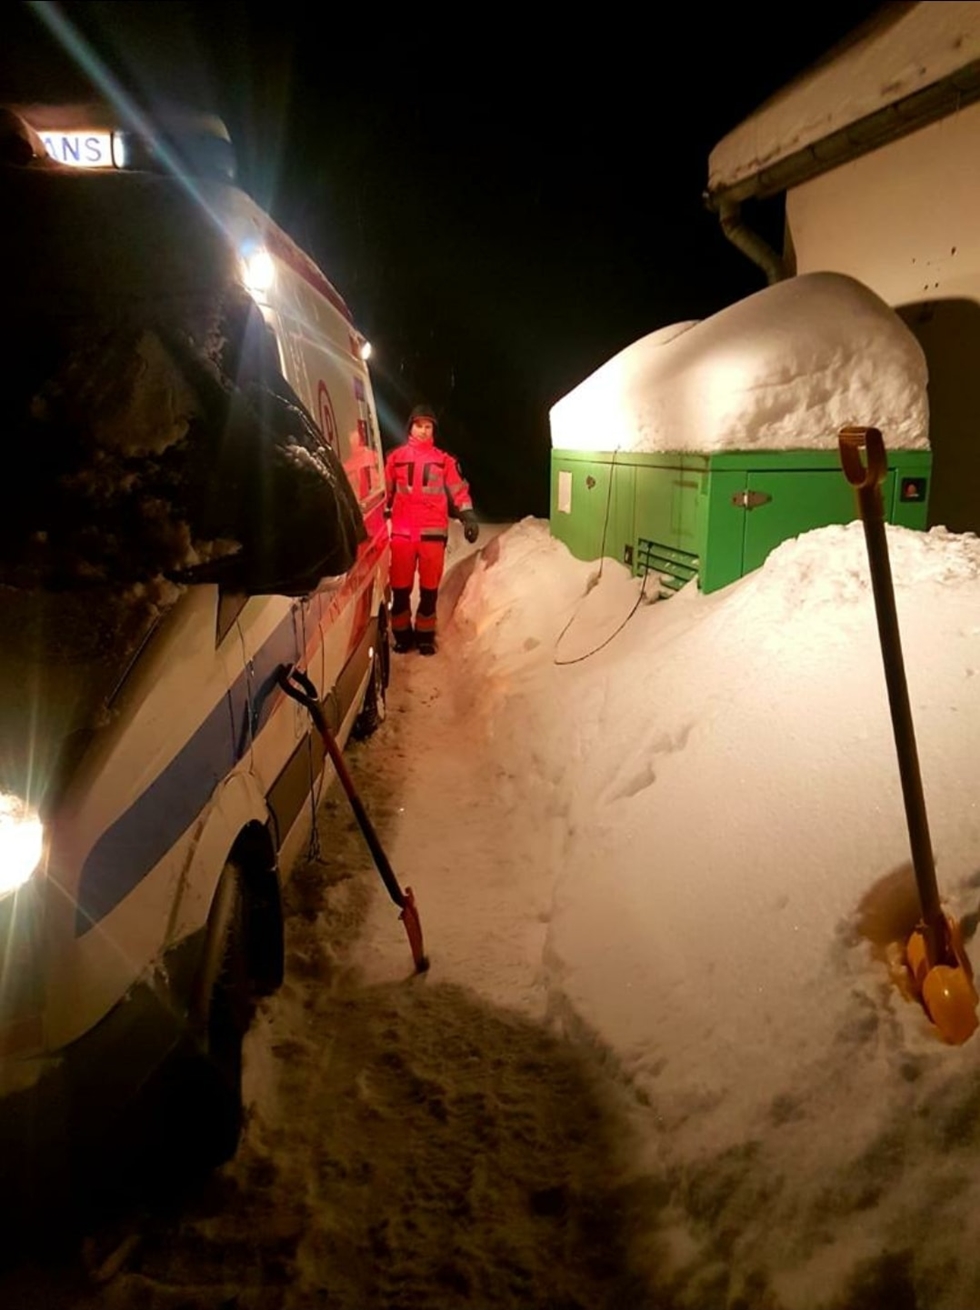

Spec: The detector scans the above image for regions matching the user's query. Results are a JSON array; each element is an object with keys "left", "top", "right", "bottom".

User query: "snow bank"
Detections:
[
  {"left": 452, "top": 516, "right": 980, "bottom": 1309},
  {"left": 548, "top": 272, "right": 929, "bottom": 455}
]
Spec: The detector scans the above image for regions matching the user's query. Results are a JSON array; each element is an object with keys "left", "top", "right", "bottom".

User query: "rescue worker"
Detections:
[{"left": 384, "top": 403, "right": 479, "bottom": 655}]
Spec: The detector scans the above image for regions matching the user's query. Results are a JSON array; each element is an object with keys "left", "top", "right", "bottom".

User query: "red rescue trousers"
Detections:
[{"left": 389, "top": 538, "right": 447, "bottom": 591}]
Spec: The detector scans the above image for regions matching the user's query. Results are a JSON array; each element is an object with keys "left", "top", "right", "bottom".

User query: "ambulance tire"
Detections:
[
  {"left": 353, "top": 624, "right": 389, "bottom": 739},
  {"left": 151, "top": 862, "right": 251, "bottom": 1180},
  {"left": 194, "top": 860, "right": 252, "bottom": 1169},
  {"left": 248, "top": 859, "right": 285, "bottom": 997}
]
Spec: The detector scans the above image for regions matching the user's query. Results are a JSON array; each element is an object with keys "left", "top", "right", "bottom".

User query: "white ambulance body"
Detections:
[{"left": 0, "top": 105, "right": 390, "bottom": 1190}]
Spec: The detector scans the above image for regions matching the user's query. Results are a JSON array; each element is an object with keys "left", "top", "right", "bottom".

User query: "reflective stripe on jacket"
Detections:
[{"left": 384, "top": 438, "right": 473, "bottom": 542}]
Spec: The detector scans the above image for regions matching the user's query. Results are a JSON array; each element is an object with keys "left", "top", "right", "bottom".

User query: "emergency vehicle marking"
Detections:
[
  {"left": 75, "top": 617, "right": 297, "bottom": 933},
  {"left": 75, "top": 682, "right": 242, "bottom": 932},
  {"left": 74, "top": 536, "right": 387, "bottom": 934},
  {"left": 40, "top": 131, "right": 113, "bottom": 167},
  {"left": 317, "top": 381, "right": 338, "bottom": 450}
]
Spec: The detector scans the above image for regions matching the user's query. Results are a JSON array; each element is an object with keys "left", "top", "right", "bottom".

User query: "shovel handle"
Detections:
[
  {"left": 277, "top": 663, "right": 429, "bottom": 973},
  {"left": 838, "top": 426, "right": 946, "bottom": 952},
  {"left": 276, "top": 665, "right": 406, "bottom": 909},
  {"left": 839, "top": 425, "right": 887, "bottom": 491}
]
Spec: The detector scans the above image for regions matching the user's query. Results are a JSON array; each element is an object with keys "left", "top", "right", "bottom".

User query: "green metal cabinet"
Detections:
[{"left": 550, "top": 448, "right": 932, "bottom": 595}]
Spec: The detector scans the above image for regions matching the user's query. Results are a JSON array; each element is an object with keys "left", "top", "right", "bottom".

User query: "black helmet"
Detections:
[{"left": 407, "top": 403, "right": 437, "bottom": 430}]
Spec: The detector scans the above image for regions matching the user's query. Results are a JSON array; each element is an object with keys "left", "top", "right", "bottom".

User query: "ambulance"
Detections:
[{"left": 0, "top": 103, "right": 391, "bottom": 1195}]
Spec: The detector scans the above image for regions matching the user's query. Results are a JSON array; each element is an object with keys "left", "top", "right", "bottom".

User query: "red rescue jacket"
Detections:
[{"left": 384, "top": 436, "right": 473, "bottom": 542}]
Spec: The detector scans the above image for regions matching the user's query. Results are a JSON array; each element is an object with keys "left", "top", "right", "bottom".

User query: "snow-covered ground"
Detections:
[{"left": 9, "top": 512, "right": 980, "bottom": 1310}]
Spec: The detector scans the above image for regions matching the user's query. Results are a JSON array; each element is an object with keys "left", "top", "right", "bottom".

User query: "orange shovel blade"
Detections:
[
  {"left": 906, "top": 927, "right": 931, "bottom": 992},
  {"left": 907, "top": 916, "right": 979, "bottom": 1045},
  {"left": 921, "top": 965, "right": 979, "bottom": 1045}
]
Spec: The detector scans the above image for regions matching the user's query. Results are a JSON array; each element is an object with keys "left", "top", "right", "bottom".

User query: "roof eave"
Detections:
[{"left": 706, "top": 56, "right": 980, "bottom": 211}]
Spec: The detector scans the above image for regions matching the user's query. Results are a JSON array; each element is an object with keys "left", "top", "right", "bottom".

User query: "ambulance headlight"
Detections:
[
  {"left": 241, "top": 247, "right": 276, "bottom": 301},
  {"left": 359, "top": 340, "right": 372, "bottom": 362},
  {"left": 0, "top": 793, "right": 44, "bottom": 897}
]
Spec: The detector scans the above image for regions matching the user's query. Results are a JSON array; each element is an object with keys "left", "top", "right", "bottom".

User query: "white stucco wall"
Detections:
[
  {"left": 787, "top": 98, "right": 980, "bottom": 307},
  {"left": 786, "top": 99, "right": 980, "bottom": 534}
]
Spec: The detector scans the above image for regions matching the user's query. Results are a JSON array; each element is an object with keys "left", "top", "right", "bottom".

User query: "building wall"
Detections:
[
  {"left": 786, "top": 100, "right": 980, "bottom": 532},
  {"left": 787, "top": 99, "right": 980, "bottom": 306}
]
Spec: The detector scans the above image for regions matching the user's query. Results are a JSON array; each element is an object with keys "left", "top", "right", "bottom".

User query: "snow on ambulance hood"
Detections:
[
  {"left": 0, "top": 156, "right": 365, "bottom": 594},
  {"left": 549, "top": 272, "right": 929, "bottom": 455}
]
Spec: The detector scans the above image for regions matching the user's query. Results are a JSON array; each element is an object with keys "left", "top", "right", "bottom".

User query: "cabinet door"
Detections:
[
  {"left": 633, "top": 461, "right": 699, "bottom": 588},
  {"left": 740, "top": 469, "right": 891, "bottom": 576}
]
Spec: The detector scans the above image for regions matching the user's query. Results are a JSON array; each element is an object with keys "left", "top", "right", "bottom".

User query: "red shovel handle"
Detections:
[{"left": 277, "top": 664, "right": 429, "bottom": 973}]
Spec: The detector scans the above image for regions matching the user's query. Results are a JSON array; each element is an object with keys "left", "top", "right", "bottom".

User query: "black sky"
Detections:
[{"left": 3, "top": 1, "right": 887, "bottom": 516}]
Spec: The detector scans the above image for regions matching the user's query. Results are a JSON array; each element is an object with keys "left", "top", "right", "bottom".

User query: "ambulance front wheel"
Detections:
[
  {"left": 153, "top": 860, "right": 251, "bottom": 1177},
  {"left": 191, "top": 859, "right": 252, "bottom": 1169}
]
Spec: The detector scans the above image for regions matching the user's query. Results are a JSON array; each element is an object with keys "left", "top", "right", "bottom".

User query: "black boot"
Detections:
[
  {"left": 416, "top": 588, "right": 438, "bottom": 656},
  {"left": 391, "top": 587, "right": 413, "bottom": 653}
]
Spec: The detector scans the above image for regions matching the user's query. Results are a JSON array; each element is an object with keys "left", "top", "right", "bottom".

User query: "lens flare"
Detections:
[
  {"left": 241, "top": 247, "right": 276, "bottom": 299},
  {"left": 0, "top": 794, "right": 43, "bottom": 896}
]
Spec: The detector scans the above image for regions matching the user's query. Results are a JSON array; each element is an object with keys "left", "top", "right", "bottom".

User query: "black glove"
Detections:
[{"left": 462, "top": 513, "right": 480, "bottom": 544}]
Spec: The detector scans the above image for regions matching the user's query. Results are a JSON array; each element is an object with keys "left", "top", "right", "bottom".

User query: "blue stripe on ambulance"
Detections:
[{"left": 74, "top": 610, "right": 302, "bottom": 935}]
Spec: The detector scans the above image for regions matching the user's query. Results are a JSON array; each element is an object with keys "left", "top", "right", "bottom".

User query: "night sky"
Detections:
[{"left": 3, "top": 1, "right": 887, "bottom": 517}]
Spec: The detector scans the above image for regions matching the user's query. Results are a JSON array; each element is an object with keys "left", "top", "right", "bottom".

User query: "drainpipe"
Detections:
[{"left": 715, "top": 196, "right": 786, "bottom": 285}]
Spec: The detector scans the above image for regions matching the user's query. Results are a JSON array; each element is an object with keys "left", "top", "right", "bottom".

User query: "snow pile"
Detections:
[
  {"left": 449, "top": 517, "right": 980, "bottom": 1309},
  {"left": 548, "top": 272, "right": 929, "bottom": 455}
]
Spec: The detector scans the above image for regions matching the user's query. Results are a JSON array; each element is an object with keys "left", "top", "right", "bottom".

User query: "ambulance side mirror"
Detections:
[{"left": 167, "top": 306, "right": 368, "bottom": 596}]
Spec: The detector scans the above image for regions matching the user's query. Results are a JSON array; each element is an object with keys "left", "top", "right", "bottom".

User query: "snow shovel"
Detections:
[
  {"left": 277, "top": 665, "right": 429, "bottom": 973},
  {"left": 839, "top": 425, "right": 977, "bottom": 1044}
]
